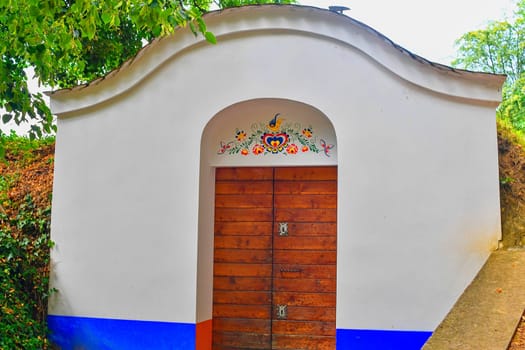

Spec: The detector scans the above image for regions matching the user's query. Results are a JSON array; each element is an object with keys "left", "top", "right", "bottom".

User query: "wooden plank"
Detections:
[
  {"left": 214, "top": 249, "right": 272, "bottom": 264},
  {"left": 214, "top": 276, "right": 272, "bottom": 291},
  {"left": 214, "top": 236, "right": 272, "bottom": 250},
  {"left": 274, "top": 306, "right": 336, "bottom": 322},
  {"left": 213, "top": 331, "right": 271, "bottom": 348},
  {"left": 271, "top": 320, "right": 336, "bottom": 336},
  {"left": 215, "top": 208, "right": 273, "bottom": 222},
  {"left": 274, "top": 181, "right": 337, "bottom": 194},
  {"left": 273, "top": 292, "right": 336, "bottom": 307},
  {"left": 216, "top": 167, "right": 273, "bottom": 181},
  {"left": 213, "top": 318, "right": 270, "bottom": 333},
  {"left": 213, "top": 344, "right": 271, "bottom": 350},
  {"left": 273, "top": 278, "right": 336, "bottom": 293},
  {"left": 212, "top": 346, "right": 271, "bottom": 350},
  {"left": 274, "top": 167, "right": 337, "bottom": 181},
  {"left": 272, "top": 222, "right": 336, "bottom": 236},
  {"left": 213, "top": 291, "right": 271, "bottom": 305},
  {"left": 274, "top": 208, "right": 336, "bottom": 222},
  {"left": 216, "top": 194, "right": 273, "bottom": 208},
  {"left": 272, "top": 334, "right": 335, "bottom": 349},
  {"left": 274, "top": 194, "right": 336, "bottom": 209},
  {"left": 273, "top": 250, "right": 336, "bottom": 264},
  {"left": 214, "top": 263, "right": 272, "bottom": 277},
  {"left": 216, "top": 181, "right": 273, "bottom": 195},
  {"left": 216, "top": 222, "right": 272, "bottom": 236},
  {"left": 213, "top": 304, "right": 271, "bottom": 319},
  {"left": 273, "top": 264, "right": 336, "bottom": 279},
  {"left": 273, "top": 236, "right": 337, "bottom": 251}
]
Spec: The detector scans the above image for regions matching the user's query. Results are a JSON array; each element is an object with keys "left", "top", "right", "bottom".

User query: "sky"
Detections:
[
  {"left": 299, "top": 0, "right": 517, "bottom": 64},
  {"left": 1, "top": 0, "right": 519, "bottom": 135}
]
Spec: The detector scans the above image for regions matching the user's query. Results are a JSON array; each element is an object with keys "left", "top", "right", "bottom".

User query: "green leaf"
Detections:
[
  {"left": 204, "top": 31, "right": 217, "bottom": 44},
  {"left": 152, "top": 24, "right": 162, "bottom": 37},
  {"left": 2, "top": 114, "right": 12, "bottom": 123},
  {"left": 189, "top": 22, "right": 198, "bottom": 36},
  {"left": 112, "top": 15, "right": 121, "bottom": 26},
  {"left": 197, "top": 18, "right": 207, "bottom": 34},
  {"left": 101, "top": 12, "right": 112, "bottom": 24}
]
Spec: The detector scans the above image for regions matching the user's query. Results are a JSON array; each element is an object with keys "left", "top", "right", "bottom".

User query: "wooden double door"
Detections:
[{"left": 212, "top": 166, "right": 337, "bottom": 350}]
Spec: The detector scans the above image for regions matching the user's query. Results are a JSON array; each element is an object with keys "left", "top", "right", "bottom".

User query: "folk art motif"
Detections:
[{"left": 217, "top": 113, "right": 334, "bottom": 157}]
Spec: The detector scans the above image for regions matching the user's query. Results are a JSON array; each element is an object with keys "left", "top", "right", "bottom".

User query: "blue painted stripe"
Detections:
[
  {"left": 337, "top": 329, "right": 432, "bottom": 350},
  {"left": 48, "top": 315, "right": 195, "bottom": 350}
]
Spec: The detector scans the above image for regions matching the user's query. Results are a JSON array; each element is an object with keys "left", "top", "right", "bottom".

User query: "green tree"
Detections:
[
  {"left": 453, "top": 0, "right": 525, "bottom": 133},
  {"left": 0, "top": 0, "right": 295, "bottom": 139}
]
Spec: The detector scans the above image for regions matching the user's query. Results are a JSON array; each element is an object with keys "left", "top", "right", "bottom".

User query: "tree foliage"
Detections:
[
  {"left": 453, "top": 0, "right": 525, "bottom": 133},
  {"left": 0, "top": 0, "right": 295, "bottom": 140}
]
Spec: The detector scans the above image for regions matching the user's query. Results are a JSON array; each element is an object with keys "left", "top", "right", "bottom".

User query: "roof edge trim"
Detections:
[{"left": 48, "top": 5, "right": 506, "bottom": 115}]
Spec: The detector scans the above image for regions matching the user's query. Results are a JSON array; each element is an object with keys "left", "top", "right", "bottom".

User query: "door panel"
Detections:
[
  {"left": 213, "top": 166, "right": 337, "bottom": 350},
  {"left": 213, "top": 168, "right": 273, "bottom": 350},
  {"left": 271, "top": 167, "right": 337, "bottom": 350}
]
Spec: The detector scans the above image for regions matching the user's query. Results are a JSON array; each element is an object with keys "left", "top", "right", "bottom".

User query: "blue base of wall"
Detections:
[
  {"left": 48, "top": 315, "right": 195, "bottom": 350},
  {"left": 48, "top": 315, "right": 432, "bottom": 350},
  {"left": 337, "top": 329, "right": 432, "bottom": 350}
]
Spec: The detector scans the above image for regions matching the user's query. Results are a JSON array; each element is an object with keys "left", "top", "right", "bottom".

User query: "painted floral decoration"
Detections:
[{"left": 217, "top": 113, "right": 333, "bottom": 157}]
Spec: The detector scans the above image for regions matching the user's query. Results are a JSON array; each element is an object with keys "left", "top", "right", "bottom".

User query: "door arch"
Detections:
[{"left": 197, "top": 99, "right": 338, "bottom": 349}]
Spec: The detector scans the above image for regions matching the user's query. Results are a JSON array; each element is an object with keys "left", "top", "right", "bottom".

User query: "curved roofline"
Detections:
[{"left": 48, "top": 5, "right": 506, "bottom": 115}]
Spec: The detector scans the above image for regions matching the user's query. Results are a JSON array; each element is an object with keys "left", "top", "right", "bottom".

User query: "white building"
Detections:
[{"left": 47, "top": 5, "right": 505, "bottom": 349}]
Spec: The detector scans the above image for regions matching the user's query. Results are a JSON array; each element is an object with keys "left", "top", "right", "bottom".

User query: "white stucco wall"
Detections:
[{"left": 48, "top": 5, "right": 504, "bottom": 334}]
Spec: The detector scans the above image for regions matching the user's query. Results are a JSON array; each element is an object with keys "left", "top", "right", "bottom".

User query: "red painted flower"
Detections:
[
  {"left": 252, "top": 144, "right": 264, "bottom": 155},
  {"left": 286, "top": 144, "right": 298, "bottom": 154},
  {"left": 302, "top": 146, "right": 309, "bottom": 152},
  {"left": 241, "top": 149, "right": 249, "bottom": 156}
]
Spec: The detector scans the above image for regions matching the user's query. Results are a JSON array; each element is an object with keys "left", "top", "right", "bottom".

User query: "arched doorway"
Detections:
[{"left": 198, "top": 99, "right": 338, "bottom": 349}]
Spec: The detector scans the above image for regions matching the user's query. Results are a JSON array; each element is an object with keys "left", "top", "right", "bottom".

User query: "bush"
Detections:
[{"left": 0, "top": 134, "right": 55, "bottom": 349}]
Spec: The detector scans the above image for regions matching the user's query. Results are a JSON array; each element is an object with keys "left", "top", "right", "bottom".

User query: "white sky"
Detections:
[
  {"left": 1, "top": 0, "right": 518, "bottom": 135},
  {"left": 299, "top": 0, "right": 517, "bottom": 64}
]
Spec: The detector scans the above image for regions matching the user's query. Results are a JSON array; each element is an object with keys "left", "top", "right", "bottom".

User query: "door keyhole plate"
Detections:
[
  {"left": 276, "top": 304, "right": 288, "bottom": 319},
  {"left": 279, "top": 222, "right": 288, "bottom": 236}
]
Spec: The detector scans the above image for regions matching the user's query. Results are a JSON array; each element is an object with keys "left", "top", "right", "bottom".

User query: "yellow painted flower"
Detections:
[{"left": 235, "top": 130, "right": 247, "bottom": 141}]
